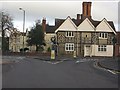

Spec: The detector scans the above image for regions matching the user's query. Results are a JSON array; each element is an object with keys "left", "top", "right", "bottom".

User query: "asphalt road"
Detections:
[{"left": 2, "top": 56, "right": 118, "bottom": 88}]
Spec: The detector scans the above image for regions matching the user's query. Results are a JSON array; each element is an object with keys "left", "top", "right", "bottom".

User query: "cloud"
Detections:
[{"left": 1, "top": 1, "right": 119, "bottom": 31}]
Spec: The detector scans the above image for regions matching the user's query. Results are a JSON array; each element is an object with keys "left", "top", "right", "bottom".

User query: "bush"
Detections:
[
  {"left": 20, "top": 48, "right": 24, "bottom": 52},
  {"left": 20, "top": 48, "right": 29, "bottom": 52},
  {"left": 38, "top": 46, "right": 44, "bottom": 52},
  {"left": 47, "top": 47, "right": 51, "bottom": 52}
]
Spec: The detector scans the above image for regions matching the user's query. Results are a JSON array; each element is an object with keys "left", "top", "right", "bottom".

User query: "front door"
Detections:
[{"left": 84, "top": 45, "right": 91, "bottom": 57}]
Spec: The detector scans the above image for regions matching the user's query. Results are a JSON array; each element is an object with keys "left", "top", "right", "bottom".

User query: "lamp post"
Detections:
[{"left": 19, "top": 8, "right": 25, "bottom": 54}]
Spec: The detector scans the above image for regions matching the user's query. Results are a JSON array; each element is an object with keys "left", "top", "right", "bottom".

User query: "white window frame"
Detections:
[
  {"left": 65, "top": 43, "right": 74, "bottom": 51},
  {"left": 99, "top": 33, "right": 108, "bottom": 38},
  {"left": 98, "top": 45, "right": 107, "bottom": 52},
  {"left": 66, "top": 31, "right": 74, "bottom": 37}
]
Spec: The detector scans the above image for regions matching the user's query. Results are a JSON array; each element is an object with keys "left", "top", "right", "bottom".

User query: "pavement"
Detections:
[
  {"left": 26, "top": 55, "right": 77, "bottom": 61},
  {"left": 0, "top": 59, "right": 16, "bottom": 65},
  {"left": 0, "top": 56, "right": 23, "bottom": 65},
  {"left": 94, "top": 57, "right": 120, "bottom": 74}
]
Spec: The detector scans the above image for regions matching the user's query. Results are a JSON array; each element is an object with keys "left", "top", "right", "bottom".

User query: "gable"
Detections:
[
  {"left": 55, "top": 16, "right": 77, "bottom": 33},
  {"left": 96, "top": 18, "right": 116, "bottom": 34},
  {"left": 77, "top": 18, "right": 95, "bottom": 31}
]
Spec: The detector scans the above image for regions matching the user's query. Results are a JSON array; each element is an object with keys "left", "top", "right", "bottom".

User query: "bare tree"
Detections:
[{"left": 1, "top": 12, "right": 14, "bottom": 52}]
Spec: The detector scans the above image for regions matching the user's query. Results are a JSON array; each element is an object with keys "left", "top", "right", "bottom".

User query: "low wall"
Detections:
[
  {"left": 115, "top": 45, "right": 120, "bottom": 57},
  {"left": 2, "top": 52, "right": 51, "bottom": 56}
]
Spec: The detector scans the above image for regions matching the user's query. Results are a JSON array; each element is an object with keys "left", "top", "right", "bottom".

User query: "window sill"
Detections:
[
  {"left": 98, "top": 51, "right": 107, "bottom": 52},
  {"left": 66, "top": 36, "right": 74, "bottom": 37},
  {"left": 65, "top": 50, "right": 74, "bottom": 52},
  {"left": 99, "top": 37, "right": 107, "bottom": 39}
]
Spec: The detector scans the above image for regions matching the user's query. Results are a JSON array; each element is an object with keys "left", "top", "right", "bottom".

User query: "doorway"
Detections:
[{"left": 84, "top": 45, "right": 91, "bottom": 57}]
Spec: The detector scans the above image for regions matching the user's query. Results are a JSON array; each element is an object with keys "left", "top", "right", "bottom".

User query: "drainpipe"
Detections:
[
  {"left": 77, "top": 29, "right": 79, "bottom": 57},
  {"left": 94, "top": 28, "right": 96, "bottom": 57}
]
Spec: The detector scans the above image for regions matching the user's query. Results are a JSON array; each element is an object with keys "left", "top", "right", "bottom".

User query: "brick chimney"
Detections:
[
  {"left": 82, "top": 2, "right": 92, "bottom": 19},
  {"left": 42, "top": 18, "right": 46, "bottom": 32},
  {"left": 77, "top": 14, "right": 80, "bottom": 20}
]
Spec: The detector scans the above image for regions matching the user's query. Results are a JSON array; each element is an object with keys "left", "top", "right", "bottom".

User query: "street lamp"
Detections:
[{"left": 19, "top": 8, "right": 25, "bottom": 54}]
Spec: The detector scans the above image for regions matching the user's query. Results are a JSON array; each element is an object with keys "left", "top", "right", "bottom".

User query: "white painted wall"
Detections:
[
  {"left": 78, "top": 18, "right": 95, "bottom": 31},
  {"left": 55, "top": 16, "right": 77, "bottom": 33},
  {"left": 91, "top": 45, "right": 113, "bottom": 57},
  {"left": 96, "top": 19, "right": 116, "bottom": 34}
]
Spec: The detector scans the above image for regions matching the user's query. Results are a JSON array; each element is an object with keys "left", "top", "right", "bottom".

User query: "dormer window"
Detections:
[
  {"left": 66, "top": 31, "right": 74, "bottom": 37},
  {"left": 99, "top": 33, "right": 107, "bottom": 38}
]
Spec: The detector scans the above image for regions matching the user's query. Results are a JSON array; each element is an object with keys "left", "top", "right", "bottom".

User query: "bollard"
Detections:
[
  {"left": 73, "top": 51, "right": 76, "bottom": 58},
  {"left": 51, "top": 50, "right": 55, "bottom": 60}
]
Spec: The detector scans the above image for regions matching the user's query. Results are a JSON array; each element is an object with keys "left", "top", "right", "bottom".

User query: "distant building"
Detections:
[
  {"left": 115, "top": 32, "right": 120, "bottom": 57},
  {"left": 42, "top": 18, "right": 56, "bottom": 52},
  {"left": 9, "top": 28, "right": 28, "bottom": 52}
]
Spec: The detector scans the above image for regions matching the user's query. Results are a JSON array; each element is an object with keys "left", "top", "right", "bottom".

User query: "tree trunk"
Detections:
[
  {"left": 2, "top": 23, "right": 5, "bottom": 53},
  {"left": 36, "top": 45, "right": 39, "bottom": 52}
]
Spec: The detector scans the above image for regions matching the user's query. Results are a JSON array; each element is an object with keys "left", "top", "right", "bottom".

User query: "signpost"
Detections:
[
  {"left": 73, "top": 51, "right": 76, "bottom": 58},
  {"left": 50, "top": 36, "right": 56, "bottom": 60}
]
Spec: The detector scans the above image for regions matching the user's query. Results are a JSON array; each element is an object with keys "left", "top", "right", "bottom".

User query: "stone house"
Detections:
[{"left": 54, "top": 2, "right": 116, "bottom": 57}]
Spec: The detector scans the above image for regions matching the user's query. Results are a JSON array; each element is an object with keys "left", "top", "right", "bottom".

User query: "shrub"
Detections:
[{"left": 47, "top": 47, "right": 51, "bottom": 52}]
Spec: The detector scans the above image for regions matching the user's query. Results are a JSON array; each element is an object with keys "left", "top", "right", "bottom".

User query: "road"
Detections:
[{"left": 2, "top": 56, "right": 118, "bottom": 88}]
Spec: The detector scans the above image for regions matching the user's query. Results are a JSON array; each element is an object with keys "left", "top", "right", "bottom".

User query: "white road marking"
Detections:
[
  {"left": 43, "top": 60, "right": 63, "bottom": 64},
  {"left": 107, "top": 70, "right": 116, "bottom": 75},
  {"left": 76, "top": 59, "right": 98, "bottom": 63}
]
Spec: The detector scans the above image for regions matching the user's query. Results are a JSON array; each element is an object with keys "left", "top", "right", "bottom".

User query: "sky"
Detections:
[{"left": 0, "top": 0, "right": 119, "bottom": 32}]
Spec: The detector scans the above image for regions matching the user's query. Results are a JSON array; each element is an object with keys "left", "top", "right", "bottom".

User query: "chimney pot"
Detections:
[{"left": 77, "top": 14, "right": 80, "bottom": 20}]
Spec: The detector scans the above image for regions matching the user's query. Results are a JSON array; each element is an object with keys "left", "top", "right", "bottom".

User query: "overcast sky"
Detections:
[{"left": 0, "top": 0, "right": 119, "bottom": 32}]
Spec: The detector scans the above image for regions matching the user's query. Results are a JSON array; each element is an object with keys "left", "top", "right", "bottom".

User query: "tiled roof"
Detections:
[
  {"left": 72, "top": 19, "right": 82, "bottom": 26},
  {"left": 108, "top": 21, "right": 116, "bottom": 31},
  {"left": 72, "top": 18, "right": 115, "bottom": 31},
  {"left": 55, "top": 18, "right": 65, "bottom": 28},
  {"left": 45, "top": 19, "right": 65, "bottom": 34},
  {"left": 45, "top": 17, "right": 116, "bottom": 34},
  {"left": 46, "top": 25, "right": 57, "bottom": 34},
  {"left": 88, "top": 19, "right": 100, "bottom": 27}
]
